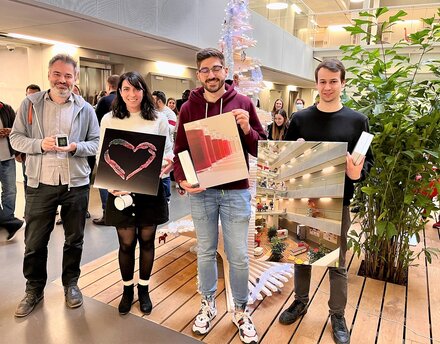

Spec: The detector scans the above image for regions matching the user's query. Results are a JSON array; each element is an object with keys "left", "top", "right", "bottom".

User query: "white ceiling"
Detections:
[
  {"left": 0, "top": 0, "right": 317, "bottom": 87},
  {"left": 1, "top": 0, "right": 439, "bottom": 87}
]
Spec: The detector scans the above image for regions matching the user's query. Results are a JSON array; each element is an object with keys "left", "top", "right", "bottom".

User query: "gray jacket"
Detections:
[{"left": 10, "top": 91, "right": 100, "bottom": 188}]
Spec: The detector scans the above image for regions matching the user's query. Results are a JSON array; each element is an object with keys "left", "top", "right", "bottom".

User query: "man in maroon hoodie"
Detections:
[{"left": 173, "top": 48, "right": 266, "bottom": 344}]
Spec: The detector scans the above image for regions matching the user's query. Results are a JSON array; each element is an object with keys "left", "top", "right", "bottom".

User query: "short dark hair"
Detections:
[
  {"left": 196, "top": 48, "right": 225, "bottom": 69},
  {"left": 152, "top": 90, "right": 166, "bottom": 104},
  {"left": 112, "top": 71, "right": 156, "bottom": 121},
  {"left": 26, "top": 84, "right": 41, "bottom": 92},
  {"left": 182, "top": 89, "right": 190, "bottom": 99},
  {"left": 295, "top": 98, "right": 305, "bottom": 105},
  {"left": 107, "top": 75, "right": 119, "bottom": 89},
  {"left": 48, "top": 54, "right": 78, "bottom": 75},
  {"left": 315, "top": 59, "right": 345, "bottom": 82}
]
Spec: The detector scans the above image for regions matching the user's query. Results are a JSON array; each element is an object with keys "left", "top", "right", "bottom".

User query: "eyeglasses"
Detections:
[{"left": 198, "top": 65, "right": 224, "bottom": 75}]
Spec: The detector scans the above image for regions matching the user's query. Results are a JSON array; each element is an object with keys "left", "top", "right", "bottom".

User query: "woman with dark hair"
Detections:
[
  {"left": 267, "top": 109, "right": 288, "bottom": 140},
  {"left": 166, "top": 97, "right": 179, "bottom": 117},
  {"left": 98, "top": 71, "right": 173, "bottom": 315}
]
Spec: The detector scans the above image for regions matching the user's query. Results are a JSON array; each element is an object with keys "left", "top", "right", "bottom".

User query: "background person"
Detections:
[
  {"left": 280, "top": 58, "right": 373, "bottom": 344},
  {"left": 10, "top": 54, "right": 99, "bottom": 317},
  {"left": 267, "top": 109, "right": 288, "bottom": 140},
  {"left": 98, "top": 71, "right": 173, "bottom": 315},
  {"left": 173, "top": 48, "right": 266, "bottom": 344},
  {"left": 0, "top": 100, "right": 23, "bottom": 241},
  {"left": 92, "top": 74, "right": 119, "bottom": 226}
]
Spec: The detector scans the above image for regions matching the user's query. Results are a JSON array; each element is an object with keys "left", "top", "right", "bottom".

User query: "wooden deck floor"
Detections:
[{"left": 59, "top": 220, "right": 440, "bottom": 344}]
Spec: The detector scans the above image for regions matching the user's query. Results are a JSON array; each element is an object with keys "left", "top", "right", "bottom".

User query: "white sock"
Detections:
[
  {"left": 138, "top": 279, "right": 150, "bottom": 286},
  {"left": 123, "top": 279, "right": 134, "bottom": 286}
]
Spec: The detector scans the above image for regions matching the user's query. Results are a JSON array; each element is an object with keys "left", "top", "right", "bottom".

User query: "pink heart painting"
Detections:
[{"left": 104, "top": 139, "right": 157, "bottom": 180}]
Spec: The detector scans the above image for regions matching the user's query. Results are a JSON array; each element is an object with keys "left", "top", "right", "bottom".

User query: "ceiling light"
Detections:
[
  {"left": 291, "top": 4, "right": 302, "bottom": 14},
  {"left": 6, "top": 33, "right": 78, "bottom": 47},
  {"left": 266, "top": 2, "right": 288, "bottom": 10},
  {"left": 156, "top": 61, "right": 186, "bottom": 76}
]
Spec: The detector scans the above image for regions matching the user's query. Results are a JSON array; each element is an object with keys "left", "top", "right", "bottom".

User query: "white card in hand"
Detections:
[
  {"left": 352, "top": 131, "right": 373, "bottom": 166},
  {"left": 178, "top": 150, "right": 199, "bottom": 187}
]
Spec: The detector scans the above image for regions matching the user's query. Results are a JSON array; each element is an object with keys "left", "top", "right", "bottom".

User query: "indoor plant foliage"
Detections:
[
  {"left": 342, "top": 8, "right": 440, "bottom": 284},
  {"left": 269, "top": 237, "right": 287, "bottom": 262}
]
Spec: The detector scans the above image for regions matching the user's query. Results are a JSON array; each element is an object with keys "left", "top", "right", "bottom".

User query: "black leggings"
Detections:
[{"left": 116, "top": 225, "right": 157, "bottom": 282}]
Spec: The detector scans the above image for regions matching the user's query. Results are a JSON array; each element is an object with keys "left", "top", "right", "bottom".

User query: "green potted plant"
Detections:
[
  {"left": 342, "top": 8, "right": 440, "bottom": 284},
  {"left": 267, "top": 225, "right": 278, "bottom": 241},
  {"left": 269, "top": 237, "right": 287, "bottom": 262}
]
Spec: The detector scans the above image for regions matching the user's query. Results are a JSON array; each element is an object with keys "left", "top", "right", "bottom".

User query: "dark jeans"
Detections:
[
  {"left": 98, "top": 188, "right": 108, "bottom": 211},
  {"left": 294, "top": 206, "right": 350, "bottom": 316},
  {"left": 161, "top": 177, "right": 171, "bottom": 202},
  {"left": 23, "top": 184, "right": 89, "bottom": 295}
]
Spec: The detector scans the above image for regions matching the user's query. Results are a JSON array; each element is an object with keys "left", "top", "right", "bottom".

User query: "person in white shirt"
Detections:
[
  {"left": 152, "top": 90, "right": 176, "bottom": 203},
  {"left": 98, "top": 71, "right": 173, "bottom": 315}
]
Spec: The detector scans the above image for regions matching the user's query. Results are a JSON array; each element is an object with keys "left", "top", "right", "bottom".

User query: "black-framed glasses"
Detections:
[{"left": 198, "top": 65, "right": 224, "bottom": 75}]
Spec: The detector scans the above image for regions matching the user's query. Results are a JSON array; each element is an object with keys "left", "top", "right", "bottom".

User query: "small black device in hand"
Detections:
[{"left": 55, "top": 134, "right": 69, "bottom": 147}]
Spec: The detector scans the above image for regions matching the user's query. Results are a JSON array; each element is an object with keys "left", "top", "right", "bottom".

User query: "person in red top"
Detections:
[{"left": 173, "top": 48, "right": 266, "bottom": 344}]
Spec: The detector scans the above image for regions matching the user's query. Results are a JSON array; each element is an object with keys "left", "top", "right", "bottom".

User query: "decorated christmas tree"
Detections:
[{"left": 219, "top": 0, "right": 265, "bottom": 97}]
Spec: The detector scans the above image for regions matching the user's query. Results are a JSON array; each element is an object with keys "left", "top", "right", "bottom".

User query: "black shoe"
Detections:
[
  {"left": 15, "top": 292, "right": 44, "bottom": 317},
  {"left": 56, "top": 218, "right": 63, "bottom": 225},
  {"left": 92, "top": 215, "right": 108, "bottom": 226},
  {"left": 279, "top": 300, "right": 308, "bottom": 325},
  {"left": 138, "top": 285, "right": 152, "bottom": 314},
  {"left": 331, "top": 314, "right": 350, "bottom": 344},
  {"left": 5, "top": 218, "right": 24, "bottom": 241},
  {"left": 118, "top": 285, "right": 134, "bottom": 314},
  {"left": 64, "top": 285, "right": 83, "bottom": 308}
]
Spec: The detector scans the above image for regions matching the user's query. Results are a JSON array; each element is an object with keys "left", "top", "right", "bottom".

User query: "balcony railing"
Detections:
[{"left": 250, "top": 3, "right": 440, "bottom": 49}]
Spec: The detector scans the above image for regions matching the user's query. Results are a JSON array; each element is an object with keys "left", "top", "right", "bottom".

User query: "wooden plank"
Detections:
[
  {"left": 320, "top": 254, "right": 365, "bottom": 344},
  {"left": 148, "top": 275, "right": 199, "bottom": 324},
  {"left": 93, "top": 240, "right": 196, "bottom": 304},
  {"left": 107, "top": 252, "right": 197, "bottom": 310},
  {"left": 128, "top": 260, "right": 198, "bottom": 317},
  {"left": 162, "top": 279, "right": 226, "bottom": 333},
  {"left": 54, "top": 234, "right": 191, "bottom": 287},
  {"left": 377, "top": 282, "right": 405, "bottom": 344},
  {"left": 406, "top": 229, "right": 430, "bottom": 344},
  {"left": 290, "top": 268, "right": 330, "bottom": 343},
  {"left": 425, "top": 225, "right": 440, "bottom": 343},
  {"left": 202, "top": 298, "right": 263, "bottom": 344},
  {"left": 181, "top": 285, "right": 230, "bottom": 342},
  {"left": 260, "top": 266, "right": 327, "bottom": 344},
  {"left": 350, "top": 277, "right": 385, "bottom": 343},
  {"left": 229, "top": 278, "right": 295, "bottom": 344}
]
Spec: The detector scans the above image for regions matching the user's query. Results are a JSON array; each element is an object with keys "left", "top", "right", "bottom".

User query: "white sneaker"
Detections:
[
  {"left": 232, "top": 309, "right": 259, "bottom": 344},
  {"left": 192, "top": 298, "right": 217, "bottom": 335}
]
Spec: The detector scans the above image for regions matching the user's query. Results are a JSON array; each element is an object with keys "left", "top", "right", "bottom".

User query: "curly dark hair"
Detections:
[{"left": 112, "top": 71, "right": 157, "bottom": 120}]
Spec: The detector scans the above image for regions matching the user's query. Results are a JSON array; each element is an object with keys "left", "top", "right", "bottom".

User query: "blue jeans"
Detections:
[
  {"left": 161, "top": 177, "right": 171, "bottom": 202},
  {"left": 189, "top": 189, "right": 251, "bottom": 308},
  {"left": 98, "top": 188, "right": 108, "bottom": 210},
  {"left": 0, "top": 158, "right": 17, "bottom": 222}
]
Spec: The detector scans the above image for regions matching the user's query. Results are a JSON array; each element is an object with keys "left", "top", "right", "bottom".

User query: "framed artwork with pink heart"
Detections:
[{"left": 94, "top": 128, "right": 165, "bottom": 195}]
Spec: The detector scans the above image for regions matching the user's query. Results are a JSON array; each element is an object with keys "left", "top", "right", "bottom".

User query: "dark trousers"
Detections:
[
  {"left": 161, "top": 176, "right": 171, "bottom": 202},
  {"left": 23, "top": 184, "right": 89, "bottom": 295},
  {"left": 294, "top": 206, "right": 350, "bottom": 316}
]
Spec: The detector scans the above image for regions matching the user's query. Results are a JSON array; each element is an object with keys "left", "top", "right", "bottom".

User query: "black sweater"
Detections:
[
  {"left": 0, "top": 101, "right": 16, "bottom": 156},
  {"left": 285, "top": 105, "right": 373, "bottom": 205}
]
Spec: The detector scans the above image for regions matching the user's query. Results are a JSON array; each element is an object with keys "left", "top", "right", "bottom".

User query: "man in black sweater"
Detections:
[
  {"left": 92, "top": 74, "right": 119, "bottom": 225},
  {"left": 279, "top": 59, "right": 373, "bottom": 344}
]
